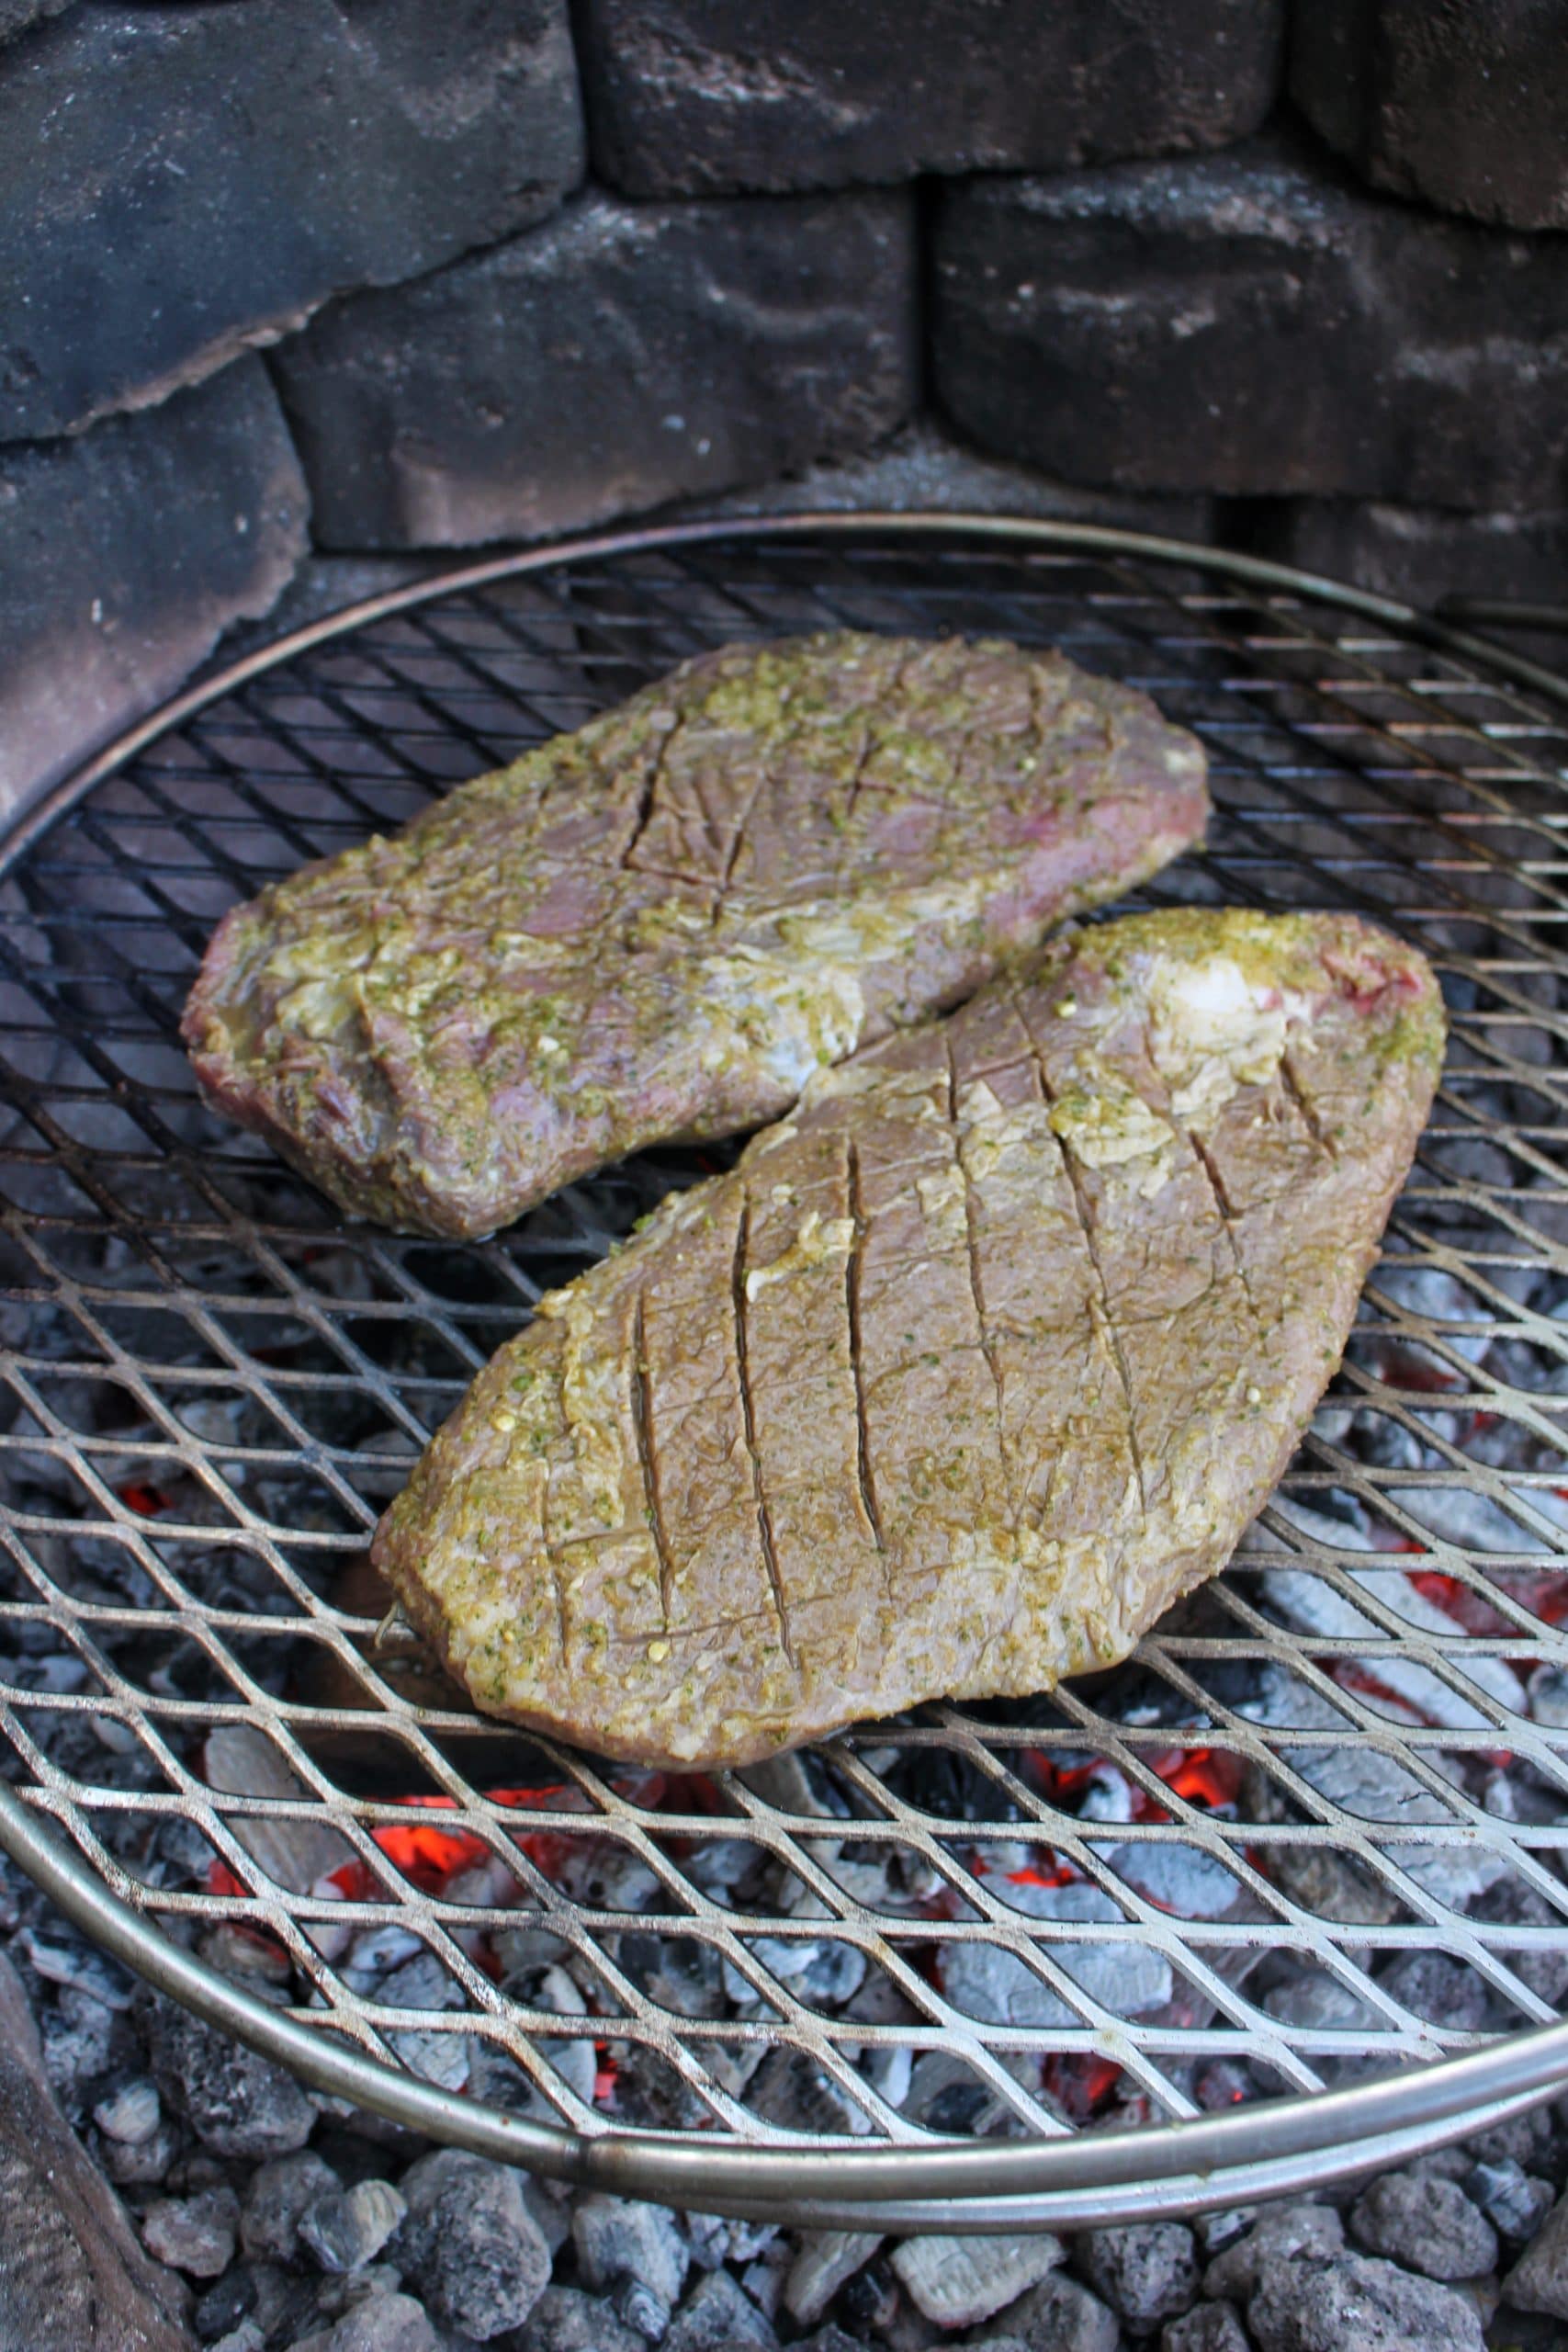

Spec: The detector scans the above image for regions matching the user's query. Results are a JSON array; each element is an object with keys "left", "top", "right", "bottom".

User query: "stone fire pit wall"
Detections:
[{"left": 1, "top": 0, "right": 1565, "bottom": 811}]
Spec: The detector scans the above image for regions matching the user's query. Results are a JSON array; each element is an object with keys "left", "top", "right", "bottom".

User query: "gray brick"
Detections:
[
  {"left": 1292, "top": 0, "right": 1568, "bottom": 230},
  {"left": 933, "top": 132, "right": 1568, "bottom": 509},
  {"left": 576, "top": 0, "right": 1282, "bottom": 196},
  {"left": 0, "top": 0, "right": 583, "bottom": 441},
  {"left": 273, "top": 186, "right": 917, "bottom": 549}
]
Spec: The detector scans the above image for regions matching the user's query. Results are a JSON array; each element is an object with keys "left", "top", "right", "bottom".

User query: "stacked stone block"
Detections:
[{"left": 0, "top": 0, "right": 1563, "bottom": 819}]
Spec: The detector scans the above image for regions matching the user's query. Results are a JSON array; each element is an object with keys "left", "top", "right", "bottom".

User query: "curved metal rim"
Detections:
[{"left": 5, "top": 506, "right": 1568, "bottom": 2222}]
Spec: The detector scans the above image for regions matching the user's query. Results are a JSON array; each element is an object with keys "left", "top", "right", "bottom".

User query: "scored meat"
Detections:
[
  {"left": 373, "top": 907, "right": 1446, "bottom": 1770},
  {"left": 182, "top": 631, "right": 1208, "bottom": 1238}
]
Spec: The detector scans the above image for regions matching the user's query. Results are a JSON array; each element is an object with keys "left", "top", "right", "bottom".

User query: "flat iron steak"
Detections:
[
  {"left": 182, "top": 630, "right": 1208, "bottom": 1238},
  {"left": 373, "top": 908, "right": 1444, "bottom": 1769}
]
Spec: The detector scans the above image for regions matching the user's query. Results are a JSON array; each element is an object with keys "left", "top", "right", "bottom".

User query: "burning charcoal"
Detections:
[
  {"left": 1203, "top": 2204, "right": 1346, "bottom": 2302},
  {"left": 784, "top": 2232, "right": 884, "bottom": 2326},
  {"left": 378, "top": 1949, "right": 472, "bottom": 2095},
  {"left": 241, "top": 2150, "right": 342, "bottom": 2263},
  {"left": 283, "top": 2293, "right": 442, "bottom": 2352},
  {"left": 1162, "top": 2306, "right": 1249, "bottom": 2352},
  {"left": 141, "top": 2183, "right": 241, "bottom": 2278},
  {"left": 1529, "top": 1665, "right": 1568, "bottom": 1725},
  {"left": 94, "top": 2075, "right": 161, "bottom": 2145},
  {"left": 1095, "top": 1839, "right": 1246, "bottom": 1921},
  {"left": 1260, "top": 1962, "right": 1376, "bottom": 2031},
  {"left": 298, "top": 2178, "right": 408, "bottom": 2275},
  {"left": 994, "top": 2271, "right": 1122, "bottom": 2352},
  {"left": 660, "top": 2267, "right": 776, "bottom": 2352},
  {"left": 551, "top": 1838, "right": 663, "bottom": 1914},
  {"left": 1246, "top": 2252, "right": 1484, "bottom": 2352},
  {"left": 733, "top": 1908, "right": 868, "bottom": 2009},
  {"left": 342, "top": 1923, "right": 425, "bottom": 1984},
  {"left": 743, "top": 2046, "right": 874, "bottom": 2137},
  {"left": 1504, "top": 2186, "right": 1568, "bottom": 2319},
  {"left": 1076, "top": 2223, "right": 1200, "bottom": 2334},
  {"left": 900, "top": 2051, "right": 1009, "bottom": 2137},
  {"left": 738, "top": 1748, "right": 852, "bottom": 1825},
  {"left": 396, "top": 2148, "right": 551, "bottom": 2340},
  {"left": 1349, "top": 2169, "right": 1499, "bottom": 2279},
  {"left": 143, "top": 1992, "right": 316, "bottom": 2159},
  {"left": 1377, "top": 1951, "right": 1491, "bottom": 2031},
  {"left": 606, "top": 2039, "right": 717, "bottom": 2131},
  {"left": 890, "top": 2233, "right": 1066, "bottom": 2328},
  {"left": 572, "top": 2192, "right": 690, "bottom": 2312},
  {"left": 941, "top": 1908, "right": 1170, "bottom": 2030},
  {"left": 1466, "top": 2158, "right": 1556, "bottom": 2243},
  {"left": 520, "top": 2285, "right": 646, "bottom": 2352}
]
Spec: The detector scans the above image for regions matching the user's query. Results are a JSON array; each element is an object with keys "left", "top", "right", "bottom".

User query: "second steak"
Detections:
[{"left": 182, "top": 631, "right": 1208, "bottom": 1236}]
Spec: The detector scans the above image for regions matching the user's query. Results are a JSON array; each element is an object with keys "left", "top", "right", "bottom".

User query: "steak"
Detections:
[
  {"left": 373, "top": 907, "right": 1445, "bottom": 1770},
  {"left": 182, "top": 631, "right": 1208, "bottom": 1238}
]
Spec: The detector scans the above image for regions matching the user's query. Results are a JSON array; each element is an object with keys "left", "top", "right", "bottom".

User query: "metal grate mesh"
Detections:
[{"left": 3, "top": 521, "right": 1568, "bottom": 2203}]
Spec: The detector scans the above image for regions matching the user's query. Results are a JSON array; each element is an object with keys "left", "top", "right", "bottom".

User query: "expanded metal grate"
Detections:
[{"left": 3, "top": 515, "right": 1568, "bottom": 2231}]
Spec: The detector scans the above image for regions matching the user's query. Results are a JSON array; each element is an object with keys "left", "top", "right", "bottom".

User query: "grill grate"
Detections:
[{"left": 3, "top": 515, "right": 1568, "bottom": 2228}]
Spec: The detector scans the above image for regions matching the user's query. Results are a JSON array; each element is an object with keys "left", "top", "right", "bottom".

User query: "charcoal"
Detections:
[
  {"left": 1348, "top": 2169, "right": 1498, "bottom": 2281},
  {"left": 682, "top": 2214, "right": 778, "bottom": 2274},
  {"left": 209, "top": 2326, "right": 266, "bottom": 2352},
  {"left": 1194, "top": 2210, "right": 1257, "bottom": 2257},
  {"left": 1203, "top": 2205, "right": 1345, "bottom": 2303},
  {"left": 1468, "top": 1877, "right": 1568, "bottom": 2010},
  {"left": 1505, "top": 2188, "right": 1568, "bottom": 2320},
  {"left": 94, "top": 2076, "right": 162, "bottom": 2146},
  {"left": 572, "top": 2192, "right": 690, "bottom": 2311},
  {"left": 615, "top": 2274, "right": 673, "bottom": 2341},
  {"left": 784, "top": 2232, "right": 883, "bottom": 2325},
  {"left": 396, "top": 2149, "right": 551, "bottom": 2339},
  {"left": 141, "top": 2184, "right": 241, "bottom": 2278},
  {"left": 242, "top": 2153, "right": 344, "bottom": 2265},
  {"left": 1247, "top": 2252, "right": 1484, "bottom": 2351},
  {"left": 144, "top": 1995, "right": 316, "bottom": 2160},
  {"left": 743, "top": 2049, "right": 874, "bottom": 2138},
  {"left": 520, "top": 2285, "right": 647, "bottom": 2352},
  {"left": 1376, "top": 1952, "right": 1490, "bottom": 2032},
  {"left": 890, "top": 2233, "right": 1066, "bottom": 2329},
  {"left": 100, "top": 2118, "right": 182, "bottom": 2187},
  {"left": 1466, "top": 2159, "right": 1557, "bottom": 2244},
  {"left": 298, "top": 2179, "right": 408, "bottom": 2275},
  {"left": 285, "top": 2293, "right": 442, "bottom": 2352},
  {"left": 997, "top": 2272, "right": 1122, "bottom": 2352},
  {"left": 20, "top": 1931, "right": 137, "bottom": 2011},
  {"left": 661, "top": 2268, "right": 776, "bottom": 2352},
  {"left": 42, "top": 1987, "right": 125, "bottom": 2111},
  {"left": 195, "top": 2266, "right": 262, "bottom": 2342},
  {"left": 1077, "top": 2223, "right": 1200, "bottom": 2332},
  {"left": 1162, "top": 2305, "right": 1248, "bottom": 2352}
]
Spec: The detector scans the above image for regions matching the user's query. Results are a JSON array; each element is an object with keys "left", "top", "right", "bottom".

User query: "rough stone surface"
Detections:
[
  {"left": 143, "top": 1984, "right": 315, "bottom": 2161},
  {"left": 661, "top": 2268, "right": 777, "bottom": 2352},
  {"left": 1349, "top": 2170, "right": 1498, "bottom": 2281},
  {"left": 141, "top": 2186, "right": 241, "bottom": 2279},
  {"left": 1247, "top": 2253, "right": 1485, "bottom": 2352},
  {"left": 890, "top": 2233, "right": 1066, "bottom": 2330},
  {"left": 999, "top": 2271, "right": 1123, "bottom": 2352},
  {"left": 933, "top": 131, "right": 1568, "bottom": 510},
  {"left": 518, "top": 2284, "right": 646, "bottom": 2352},
  {"left": 1242, "top": 497, "right": 1568, "bottom": 617},
  {"left": 0, "top": 356, "right": 308, "bottom": 826},
  {"left": 1203, "top": 2204, "right": 1346, "bottom": 2305},
  {"left": 0, "top": 0, "right": 584, "bottom": 441},
  {"left": 397, "top": 2149, "right": 551, "bottom": 2340},
  {"left": 575, "top": 0, "right": 1283, "bottom": 196},
  {"left": 286, "top": 2295, "right": 441, "bottom": 2352},
  {"left": 0, "top": 1951, "right": 192, "bottom": 2349},
  {"left": 241, "top": 2153, "right": 342, "bottom": 2266},
  {"left": 572, "top": 2192, "right": 690, "bottom": 2310},
  {"left": 1506, "top": 2187, "right": 1568, "bottom": 2320},
  {"left": 1292, "top": 0, "right": 1568, "bottom": 229},
  {"left": 1077, "top": 2223, "right": 1201, "bottom": 2333},
  {"left": 1163, "top": 2304, "right": 1248, "bottom": 2352},
  {"left": 272, "top": 185, "right": 916, "bottom": 548},
  {"left": 297, "top": 2179, "right": 407, "bottom": 2275}
]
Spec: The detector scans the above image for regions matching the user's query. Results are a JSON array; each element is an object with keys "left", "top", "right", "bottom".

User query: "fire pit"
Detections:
[{"left": 2, "top": 513, "right": 1567, "bottom": 2235}]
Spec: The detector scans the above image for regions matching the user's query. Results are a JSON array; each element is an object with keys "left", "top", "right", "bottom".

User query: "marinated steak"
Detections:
[
  {"left": 182, "top": 631, "right": 1208, "bottom": 1238},
  {"left": 373, "top": 908, "right": 1445, "bottom": 1770}
]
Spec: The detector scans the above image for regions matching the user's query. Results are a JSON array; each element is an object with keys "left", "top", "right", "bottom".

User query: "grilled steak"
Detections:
[
  {"left": 182, "top": 631, "right": 1208, "bottom": 1238},
  {"left": 373, "top": 907, "right": 1445, "bottom": 1770}
]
